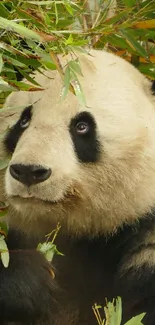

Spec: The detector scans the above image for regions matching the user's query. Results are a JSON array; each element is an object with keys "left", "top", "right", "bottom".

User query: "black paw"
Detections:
[{"left": 0, "top": 230, "right": 57, "bottom": 323}]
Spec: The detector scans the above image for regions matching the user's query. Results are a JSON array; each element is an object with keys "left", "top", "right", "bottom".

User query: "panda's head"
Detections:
[{"left": 3, "top": 50, "right": 155, "bottom": 237}]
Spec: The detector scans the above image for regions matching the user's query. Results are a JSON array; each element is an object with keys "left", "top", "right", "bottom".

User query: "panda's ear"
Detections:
[
  {"left": 142, "top": 78, "right": 155, "bottom": 102},
  {"left": 151, "top": 80, "right": 155, "bottom": 95}
]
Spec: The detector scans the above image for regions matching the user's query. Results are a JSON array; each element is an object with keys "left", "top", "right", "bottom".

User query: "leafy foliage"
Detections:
[
  {"left": 0, "top": 235, "right": 9, "bottom": 268},
  {"left": 0, "top": 202, "right": 9, "bottom": 268},
  {"left": 37, "top": 223, "right": 64, "bottom": 263},
  {"left": 0, "top": 0, "right": 154, "bottom": 97},
  {"left": 93, "top": 297, "right": 145, "bottom": 325}
]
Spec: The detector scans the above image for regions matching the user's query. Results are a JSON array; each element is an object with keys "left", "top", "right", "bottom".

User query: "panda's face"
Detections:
[
  {"left": 4, "top": 50, "right": 155, "bottom": 236},
  {"left": 5, "top": 101, "right": 100, "bottom": 206}
]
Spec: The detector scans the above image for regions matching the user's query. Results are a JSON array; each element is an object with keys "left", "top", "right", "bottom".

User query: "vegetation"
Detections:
[
  {"left": 0, "top": 1, "right": 155, "bottom": 323},
  {"left": 0, "top": 0, "right": 155, "bottom": 99},
  {"left": 93, "top": 297, "right": 145, "bottom": 325}
]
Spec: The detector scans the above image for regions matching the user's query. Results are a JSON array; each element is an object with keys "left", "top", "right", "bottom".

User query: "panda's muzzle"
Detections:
[{"left": 9, "top": 164, "right": 51, "bottom": 186}]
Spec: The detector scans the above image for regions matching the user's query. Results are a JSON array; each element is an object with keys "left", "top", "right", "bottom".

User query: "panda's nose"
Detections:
[{"left": 9, "top": 164, "right": 51, "bottom": 186}]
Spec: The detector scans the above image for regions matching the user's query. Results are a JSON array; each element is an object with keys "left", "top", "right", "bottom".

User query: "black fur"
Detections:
[
  {"left": 151, "top": 80, "right": 155, "bottom": 94},
  {"left": 69, "top": 111, "right": 100, "bottom": 163},
  {"left": 4, "top": 106, "right": 32, "bottom": 153},
  {"left": 1, "top": 215, "right": 155, "bottom": 325},
  {"left": 0, "top": 230, "right": 58, "bottom": 324}
]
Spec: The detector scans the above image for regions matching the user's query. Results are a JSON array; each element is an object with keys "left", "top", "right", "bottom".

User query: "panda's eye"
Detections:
[
  {"left": 19, "top": 105, "right": 32, "bottom": 129},
  {"left": 20, "top": 117, "right": 30, "bottom": 129},
  {"left": 75, "top": 121, "right": 89, "bottom": 134}
]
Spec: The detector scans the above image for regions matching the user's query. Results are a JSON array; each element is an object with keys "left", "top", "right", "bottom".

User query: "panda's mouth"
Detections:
[
  {"left": 11, "top": 195, "right": 59, "bottom": 204},
  {"left": 9, "top": 188, "right": 80, "bottom": 206}
]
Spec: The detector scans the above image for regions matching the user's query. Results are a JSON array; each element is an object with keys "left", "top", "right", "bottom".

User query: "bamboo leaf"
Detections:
[
  {"left": 68, "top": 59, "right": 83, "bottom": 76},
  {"left": 61, "top": 65, "right": 71, "bottom": 99},
  {"left": 0, "top": 17, "right": 42, "bottom": 41},
  {"left": 0, "top": 222, "right": 8, "bottom": 237},
  {"left": 0, "top": 236, "right": 9, "bottom": 268},
  {"left": 0, "top": 42, "right": 29, "bottom": 58},
  {"left": 0, "top": 55, "right": 3, "bottom": 73},
  {"left": 0, "top": 4, "right": 10, "bottom": 18},
  {"left": 124, "top": 313, "right": 146, "bottom": 325},
  {"left": 70, "top": 71, "right": 86, "bottom": 105},
  {"left": 122, "top": 0, "right": 136, "bottom": 7},
  {"left": 0, "top": 78, "right": 16, "bottom": 92},
  {"left": 6, "top": 80, "right": 43, "bottom": 91},
  {"left": 134, "top": 19, "right": 155, "bottom": 29},
  {"left": 64, "top": 1, "right": 74, "bottom": 16},
  {"left": 120, "top": 29, "right": 148, "bottom": 58}
]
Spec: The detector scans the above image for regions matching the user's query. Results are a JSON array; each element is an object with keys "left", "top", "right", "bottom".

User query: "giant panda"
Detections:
[{"left": 1, "top": 49, "right": 155, "bottom": 325}]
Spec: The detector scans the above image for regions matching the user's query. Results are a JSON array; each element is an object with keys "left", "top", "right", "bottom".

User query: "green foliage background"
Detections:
[{"left": 0, "top": 0, "right": 155, "bottom": 103}]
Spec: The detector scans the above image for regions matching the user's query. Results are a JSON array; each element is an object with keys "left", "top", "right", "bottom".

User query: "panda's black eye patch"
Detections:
[
  {"left": 4, "top": 105, "right": 32, "bottom": 154},
  {"left": 69, "top": 111, "right": 100, "bottom": 163}
]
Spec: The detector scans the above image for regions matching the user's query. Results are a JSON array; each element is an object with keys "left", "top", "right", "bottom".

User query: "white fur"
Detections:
[{"left": 2, "top": 49, "right": 155, "bottom": 237}]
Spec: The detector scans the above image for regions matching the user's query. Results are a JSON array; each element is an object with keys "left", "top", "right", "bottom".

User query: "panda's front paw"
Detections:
[{"left": 0, "top": 249, "right": 57, "bottom": 323}]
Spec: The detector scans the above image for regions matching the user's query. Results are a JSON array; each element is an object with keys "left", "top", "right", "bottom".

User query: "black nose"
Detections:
[{"left": 10, "top": 164, "right": 51, "bottom": 186}]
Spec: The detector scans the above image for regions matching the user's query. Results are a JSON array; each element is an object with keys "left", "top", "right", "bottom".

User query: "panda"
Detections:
[{"left": 1, "top": 49, "right": 155, "bottom": 325}]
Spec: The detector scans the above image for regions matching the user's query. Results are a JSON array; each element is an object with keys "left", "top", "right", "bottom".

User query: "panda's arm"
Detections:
[
  {"left": 0, "top": 229, "right": 57, "bottom": 324},
  {"left": 115, "top": 245, "right": 155, "bottom": 325}
]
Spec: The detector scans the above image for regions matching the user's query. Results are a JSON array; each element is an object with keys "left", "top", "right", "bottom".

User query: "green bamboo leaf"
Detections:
[
  {"left": 139, "top": 63, "right": 155, "bottom": 73},
  {"left": 68, "top": 60, "right": 83, "bottom": 76},
  {"left": 0, "top": 78, "right": 16, "bottom": 92},
  {"left": 138, "top": 63, "right": 155, "bottom": 78},
  {"left": 6, "top": 80, "right": 43, "bottom": 91},
  {"left": 37, "top": 242, "right": 63, "bottom": 262},
  {"left": 105, "top": 9, "right": 132, "bottom": 25},
  {"left": 14, "top": 56, "right": 41, "bottom": 69},
  {"left": 0, "top": 42, "right": 29, "bottom": 58},
  {"left": 3, "top": 55, "right": 27, "bottom": 68},
  {"left": 0, "top": 17, "right": 42, "bottom": 41},
  {"left": 54, "top": 1, "right": 59, "bottom": 25},
  {"left": 2, "top": 67, "right": 17, "bottom": 74},
  {"left": 70, "top": 71, "right": 86, "bottom": 105},
  {"left": 64, "top": 1, "right": 74, "bottom": 16},
  {"left": 122, "top": 0, "right": 136, "bottom": 7},
  {"left": 114, "top": 297, "right": 122, "bottom": 325},
  {"left": 0, "top": 222, "right": 8, "bottom": 237},
  {"left": 120, "top": 29, "right": 148, "bottom": 58},
  {"left": 124, "top": 313, "right": 146, "bottom": 325},
  {"left": 105, "top": 34, "right": 132, "bottom": 51},
  {"left": 134, "top": 19, "right": 155, "bottom": 29},
  {"left": 71, "top": 40, "right": 88, "bottom": 47},
  {"left": 0, "top": 236, "right": 9, "bottom": 268},
  {"left": 27, "top": 1, "right": 56, "bottom": 4},
  {"left": 26, "top": 1, "right": 64, "bottom": 4},
  {"left": 0, "top": 4, "right": 10, "bottom": 18},
  {"left": 0, "top": 208, "right": 8, "bottom": 218},
  {"left": 65, "top": 34, "right": 74, "bottom": 46},
  {"left": 0, "top": 54, "right": 3, "bottom": 73},
  {"left": 61, "top": 65, "right": 71, "bottom": 99},
  {"left": 41, "top": 59, "right": 56, "bottom": 70},
  {"left": 104, "top": 297, "right": 122, "bottom": 325},
  {"left": 16, "top": 8, "right": 45, "bottom": 29},
  {"left": 17, "top": 68, "right": 41, "bottom": 86}
]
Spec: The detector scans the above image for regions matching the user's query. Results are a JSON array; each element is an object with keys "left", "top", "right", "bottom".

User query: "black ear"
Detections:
[{"left": 151, "top": 80, "right": 155, "bottom": 94}]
